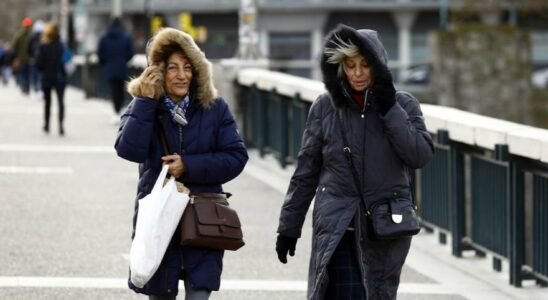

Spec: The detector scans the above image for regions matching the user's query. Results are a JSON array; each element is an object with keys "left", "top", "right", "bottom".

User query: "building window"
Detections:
[{"left": 269, "top": 32, "right": 311, "bottom": 77}]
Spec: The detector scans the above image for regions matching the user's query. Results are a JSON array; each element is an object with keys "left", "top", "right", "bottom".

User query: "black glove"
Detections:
[
  {"left": 370, "top": 68, "right": 396, "bottom": 116},
  {"left": 276, "top": 234, "right": 297, "bottom": 264}
]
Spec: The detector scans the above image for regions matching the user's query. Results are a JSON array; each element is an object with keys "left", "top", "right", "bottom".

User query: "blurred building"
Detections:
[{"left": 32, "top": 0, "right": 548, "bottom": 80}]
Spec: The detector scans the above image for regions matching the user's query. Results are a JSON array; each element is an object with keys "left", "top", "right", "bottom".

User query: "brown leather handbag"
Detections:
[
  {"left": 156, "top": 119, "right": 244, "bottom": 251},
  {"left": 180, "top": 193, "right": 245, "bottom": 251}
]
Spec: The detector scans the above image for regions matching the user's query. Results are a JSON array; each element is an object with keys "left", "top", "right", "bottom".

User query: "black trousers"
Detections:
[
  {"left": 43, "top": 81, "right": 66, "bottom": 129},
  {"left": 109, "top": 79, "right": 125, "bottom": 114}
]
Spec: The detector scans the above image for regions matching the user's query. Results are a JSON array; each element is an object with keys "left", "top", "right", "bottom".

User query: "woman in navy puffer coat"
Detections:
[{"left": 115, "top": 27, "right": 248, "bottom": 299}]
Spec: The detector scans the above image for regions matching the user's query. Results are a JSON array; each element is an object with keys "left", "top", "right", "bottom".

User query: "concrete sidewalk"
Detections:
[{"left": 0, "top": 82, "right": 546, "bottom": 299}]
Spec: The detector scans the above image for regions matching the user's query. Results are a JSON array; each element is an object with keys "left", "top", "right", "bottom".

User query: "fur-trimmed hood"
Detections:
[
  {"left": 127, "top": 27, "right": 218, "bottom": 108},
  {"left": 320, "top": 24, "right": 390, "bottom": 108}
]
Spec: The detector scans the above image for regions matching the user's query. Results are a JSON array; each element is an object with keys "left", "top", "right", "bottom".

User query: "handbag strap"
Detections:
[
  {"left": 336, "top": 109, "right": 415, "bottom": 212},
  {"left": 156, "top": 118, "right": 170, "bottom": 156}
]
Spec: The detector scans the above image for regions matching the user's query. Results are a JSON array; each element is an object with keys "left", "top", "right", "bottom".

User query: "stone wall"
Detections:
[{"left": 429, "top": 25, "right": 532, "bottom": 123}]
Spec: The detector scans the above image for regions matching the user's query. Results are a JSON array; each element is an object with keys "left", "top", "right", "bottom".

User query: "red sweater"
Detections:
[{"left": 349, "top": 88, "right": 365, "bottom": 108}]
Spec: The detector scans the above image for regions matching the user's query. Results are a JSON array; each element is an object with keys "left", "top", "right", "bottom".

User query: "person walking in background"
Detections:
[
  {"left": 276, "top": 24, "right": 434, "bottom": 299},
  {"left": 0, "top": 40, "right": 6, "bottom": 85},
  {"left": 98, "top": 17, "right": 134, "bottom": 124},
  {"left": 115, "top": 27, "right": 248, "bottom": 299},
  {"left": 28, "top": 19, "right": 45, "bottom": 101},
  {"left": 35, "top": 22, "right": 68, "bottom": 136},
  {"left": 0, "top": 43, "right": 15, "bottom": 86},
  {"left": 11, "top": 17, "right": 33, "bottom": 95}
]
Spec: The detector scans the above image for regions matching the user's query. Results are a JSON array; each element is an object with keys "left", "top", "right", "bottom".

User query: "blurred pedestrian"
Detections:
[
  {"left": 28, "top": 19, "right": 45, "bottom": 100},
  {"left": 276, "top": 24, "right": 434, "bottom": 299},
  {"left": 0, "top": 43, "right": 15, "bottom": 86},
  {"left": 115, "top": 27, "right": 248, "bottom": 299},
  {"left": 11, "top": 17, "right": 33, "bottom": 95},
  {"left": 35, "top": 22, "right": 67, "bottom": 136},
  {"left": 97, "top": 17, "right": 134, "bottom": 124},
  {"left": 0, "top": 40, "right": 5, "bottom": 84}
]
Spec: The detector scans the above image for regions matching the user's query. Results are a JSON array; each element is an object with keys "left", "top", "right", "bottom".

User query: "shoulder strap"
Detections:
[
  {"left": 337, "top": 109, "right": 415, "bottom": 211},
  {"left": 156, "top": 117, "right": 170, "bottom": 156}
]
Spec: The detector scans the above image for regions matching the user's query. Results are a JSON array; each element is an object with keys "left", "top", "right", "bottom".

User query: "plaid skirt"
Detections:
[{"left": 325, "top": 231, "right": 366, "bottom": 300}]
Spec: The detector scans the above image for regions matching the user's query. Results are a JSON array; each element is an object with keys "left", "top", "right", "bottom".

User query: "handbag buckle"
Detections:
[{"left": 391, "top": 214, "right": 403, "bottom": 224}]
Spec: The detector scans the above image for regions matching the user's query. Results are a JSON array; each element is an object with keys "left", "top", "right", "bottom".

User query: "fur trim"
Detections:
[
  {"left": 127, "top": 28, "right": 218, "bottom": 108},
  {"left": 321, "top": 24, "right": 390, "bottom": 108}
]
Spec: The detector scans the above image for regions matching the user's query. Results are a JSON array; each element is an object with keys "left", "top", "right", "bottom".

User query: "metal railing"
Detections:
[{"left": 236, "top": 67, "right": 548, "bottom": 288}]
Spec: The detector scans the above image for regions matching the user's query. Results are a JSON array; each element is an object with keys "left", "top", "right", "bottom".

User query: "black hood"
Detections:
[{"left": 321, "top": 24, "right": 390, "bottom": 107}]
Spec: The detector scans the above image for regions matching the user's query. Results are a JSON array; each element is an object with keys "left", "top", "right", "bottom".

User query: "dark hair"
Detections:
[
  {"left": 111, "top": 17, "right": 122, "bottom": 28},
  {"left": 161, "top": 44, "right": 185, "bottom": 65}
]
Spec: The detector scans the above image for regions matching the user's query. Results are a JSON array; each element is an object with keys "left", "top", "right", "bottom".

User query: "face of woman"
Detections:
[
  {"left": 164, "top": 52, "right": 193, "bottom": 102},
  {"left": 343, "top": 55, "right": 372, "bottom": 92}
]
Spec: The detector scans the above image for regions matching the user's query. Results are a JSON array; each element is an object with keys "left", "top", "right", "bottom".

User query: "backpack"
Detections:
[{"left": 61, "top": 44, "right": 75, "bottom": 75}]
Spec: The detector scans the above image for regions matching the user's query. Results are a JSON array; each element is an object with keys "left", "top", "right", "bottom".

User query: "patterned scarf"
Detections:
[{"left": 162, "top": 94, "right": 190, "bottom": 126}]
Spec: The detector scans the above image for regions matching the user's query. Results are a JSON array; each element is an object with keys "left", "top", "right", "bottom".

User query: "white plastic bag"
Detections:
[{"left": 129, "top": 165, "right": 189, "bottom": 288}]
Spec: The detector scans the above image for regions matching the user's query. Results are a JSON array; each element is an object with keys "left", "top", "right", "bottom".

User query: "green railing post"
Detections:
[
  {"left": 290, "top": 93, "right": 307, "bottom": 164},
  {"left": 251, "top": 84, "right": 266, "bottom": 157},
  {"left": 236, "top": 83, "right": 251, "bottom": 145},
  {"left": 509, "top": 156, "right": 525, "bottom": 286},
  {"left": 437, "top": 130, "right": 450, "bottom": 244},
  {"left": 450, "top": 141, "right": 465, "bottom": 257},
  {"left": 269, "top": 89, "right": 289, "bottom": 168},
  {"left": 494, "top": 144, "right": 510, "bottom": 273}
]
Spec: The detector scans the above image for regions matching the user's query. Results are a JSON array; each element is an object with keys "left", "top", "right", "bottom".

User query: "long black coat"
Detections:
[
  {"left": 35, "top": 40, "right": 65, "bottom": 85},
  {"left": 277, "top": 25, "right": 434, "bottom": 299}
]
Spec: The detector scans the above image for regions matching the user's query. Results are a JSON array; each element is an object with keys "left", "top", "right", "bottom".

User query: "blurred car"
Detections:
[
  {"left": 532, "top": 68, "right": 548, "bottom": 89},
  {"left": 400, "top": 64, "right": 431, "bottom": 85}
]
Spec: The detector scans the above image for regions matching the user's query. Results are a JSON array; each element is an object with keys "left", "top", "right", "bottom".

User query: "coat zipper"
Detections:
[
  {"left": 361, "top": 89, "right": 369, "bottom": 118},
  {"left": 340, "top": 87, "right": 369, "bottom": 296},
  {"left": 178, "top": 125, "right": 183, "bottom": 154},
  {"left": 361, "top": 89, "right": 368, "bottom": 195},
  {"left": 358, "top": 89, "right": 369, "bottom": 296}
]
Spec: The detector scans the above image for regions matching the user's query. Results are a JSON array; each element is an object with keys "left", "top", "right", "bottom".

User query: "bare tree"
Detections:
[{"left": 0, "top": 0, "right": 52, "bottom": 45}]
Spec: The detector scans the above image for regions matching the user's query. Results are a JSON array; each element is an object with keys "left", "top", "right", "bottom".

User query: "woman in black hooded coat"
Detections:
[{"left": 276, "top": 24, "right": 434, "bottom": 300}]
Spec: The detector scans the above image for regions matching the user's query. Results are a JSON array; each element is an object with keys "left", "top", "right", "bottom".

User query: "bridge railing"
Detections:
[{"left": 236, "top": 67, "right": 548, "bottom": 288}]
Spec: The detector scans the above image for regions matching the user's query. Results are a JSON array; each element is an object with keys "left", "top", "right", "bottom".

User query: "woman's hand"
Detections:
[
  {"left": 139, "top": 63, "right": 165, "bottom": 100},
  {"left": 370, "top": 67, "right": 396, "bottom": 116},
  {"left": 161, "top": 153, "right": 185, "bottom": 178}
]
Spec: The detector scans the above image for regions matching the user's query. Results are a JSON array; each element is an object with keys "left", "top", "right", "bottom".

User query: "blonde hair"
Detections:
[
  {"left": 41, "top": 22, "right": 60, "bottom": 44},
  {"left": 324, "top": 34, "right": 360, "bottom": 79}
]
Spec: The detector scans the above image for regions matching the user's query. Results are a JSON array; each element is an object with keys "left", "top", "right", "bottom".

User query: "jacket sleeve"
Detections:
[
  {"left": 381, "top": 92, "right": 434, "bottom": 169},
  {"left": 179, "top": 99, "right": 248, "bottom": 185},
  {"left": 277, "top": 97, "right": 324, "bottom": 238},
  {"left": 114, "top": 96, "right": 160, "bottom": 163}
]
